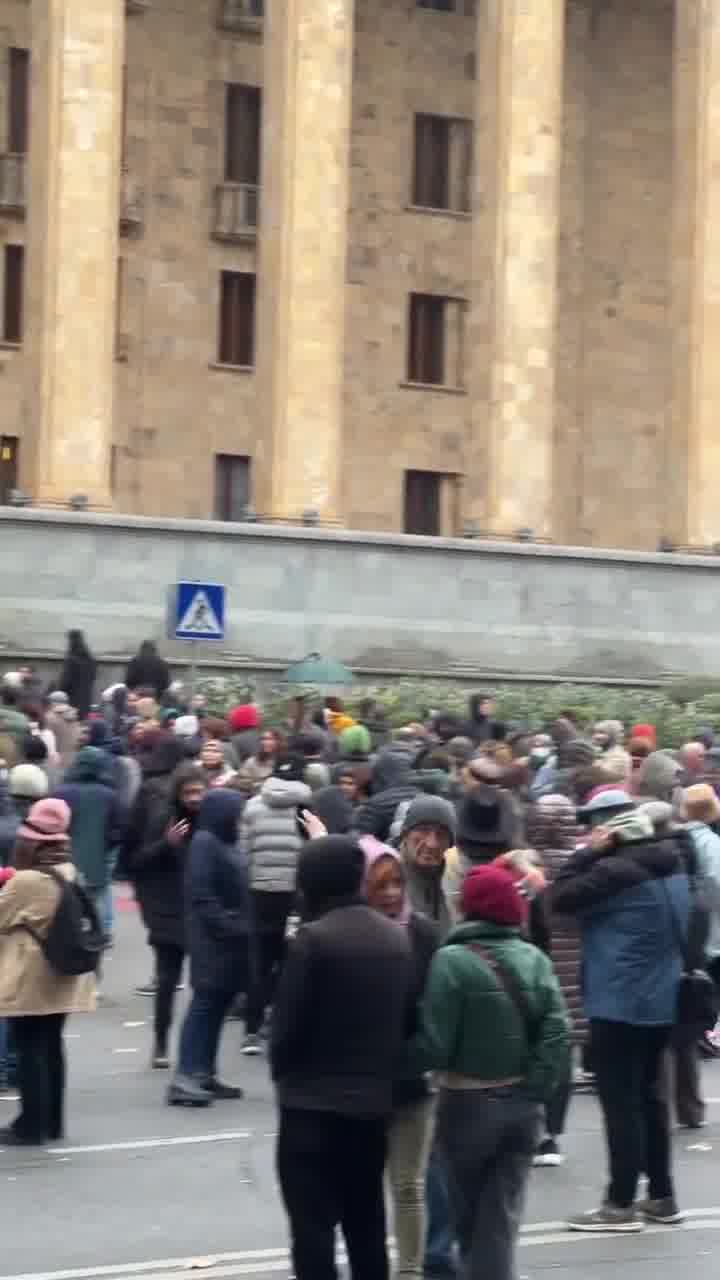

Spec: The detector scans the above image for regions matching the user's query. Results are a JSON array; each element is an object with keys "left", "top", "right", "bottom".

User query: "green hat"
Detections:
[{"left": 339, "top": 724, "right": 372, "bottom": 758}]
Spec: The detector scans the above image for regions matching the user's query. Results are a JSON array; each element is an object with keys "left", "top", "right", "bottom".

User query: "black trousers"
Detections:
[
  {"left": 246, "top": 891, "right": 294, "bottom": 1035},
  {"left": 153, "top": 942, "right": 184, "bottom": 1052},
  {"left": 11, "top": 1014, "right": 67, "bottom": 1142},
  {"left": 277, "top": 1107, "right": 389, "bottom": 1280},
  {"left": 591, "top": 1019, "right": 673, "bottom": 1208}
]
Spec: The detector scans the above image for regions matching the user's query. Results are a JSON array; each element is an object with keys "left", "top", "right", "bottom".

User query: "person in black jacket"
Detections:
[
  {"left": 59, "top": 630, "right": 97, "bottom": 720},
  {"left": 168, "top": 789, "right": 249, "bottom": 1108},
  {"left": 271, "top": 835, "right": 414, "bottom": 1280},
  {"left": 354, "top": 746, "right": 419, "bottom": 842},
  {"left": 127, "top": 763, "right": 207, "bottom": 1068},
  {"left": 125, "top": 641, "right": 171, "bottom": 699}
]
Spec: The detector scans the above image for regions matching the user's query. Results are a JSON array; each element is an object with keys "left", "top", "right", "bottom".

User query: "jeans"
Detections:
[
  {"left": 590, "top": 1019, "right": 673, "bottom": 1208},
  {"left": 10, "top": 1014, "right": 67, "bottom": 1141},
  {"left": 153, "top": 942, "right": 185, "bottom": 1054},
  {"left": 277, "top": 1106, "right": 389, "bottom": 1280},
  {"left": 246, "top": 891, "right": 294, "bottom": 1035},
  {"left": 176, "top": 987, "right": 237, "bottom": 1081},
  {"left": 386, "top": 1097, "right": 436, "bottom": 1277},
  {"left": 425, "top": 1144, "right": 456, "bottom": 1274},
  {"left": 436, "top": 1088, "right": 540, "bottom": 1280}
]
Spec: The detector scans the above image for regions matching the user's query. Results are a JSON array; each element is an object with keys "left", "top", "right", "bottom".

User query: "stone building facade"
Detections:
[{"left": 0, "top": 0, "right": 715, "bottom": 550}]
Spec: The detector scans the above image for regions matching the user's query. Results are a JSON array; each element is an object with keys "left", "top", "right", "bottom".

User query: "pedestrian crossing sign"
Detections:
[{"left": 173, "top": 581, "right": 226, "bottom": 642}]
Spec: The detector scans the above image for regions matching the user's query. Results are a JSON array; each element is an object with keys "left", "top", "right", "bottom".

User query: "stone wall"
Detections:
[{"left": 0, "top": 509, "right": 717, "bottom": 682}]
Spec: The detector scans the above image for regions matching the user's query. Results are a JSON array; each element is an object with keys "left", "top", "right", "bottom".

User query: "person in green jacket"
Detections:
[{"left": 419, "top": 864, "right": 569, "bottom": 1280}]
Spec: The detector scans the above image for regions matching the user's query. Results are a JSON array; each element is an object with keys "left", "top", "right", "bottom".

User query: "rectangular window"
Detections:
[
  {"left": 413, "top": 114, "right": 471, "bottom": 212},
  {"left": 407, "top": 292, "right": 465, "bottom": 388},
  {"left": 3, "top": 244, "right": 24, "bottom": 343},
  {"left": 224, "top": 84, "right": 261, "bottom": 185},
  {"left": 214, "top": 454, "right": 251, "bottom": 521},
  {"left": 417, "top": 0, "right": 455, "bottom": 10},
  {"left": 218, "top": 271, "right": 256, "bottom": 366},
  {"left": 8, "top": 48, "right": 29, "bottom": 154},
  {"left": 0, "top": 435, "right": 18, "bottom": 504},
  {"left": 404, "top": 471, "right": 441, "bottom": 536}
]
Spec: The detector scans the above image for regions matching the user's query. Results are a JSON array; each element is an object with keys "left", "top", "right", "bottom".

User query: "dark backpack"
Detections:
[{"left": 21, "top": 869, "right": 104, "bottom": 976}]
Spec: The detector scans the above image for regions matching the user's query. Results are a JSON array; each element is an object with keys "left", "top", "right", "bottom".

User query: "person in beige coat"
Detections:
[{"left": 0, "top": 798, "right": 95, "bottom": 1146}]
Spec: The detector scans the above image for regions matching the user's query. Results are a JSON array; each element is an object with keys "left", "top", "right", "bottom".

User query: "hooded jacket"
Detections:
[
  {"left": 552, "top": 834, "right": 690, "bottom": 1025},
  {"left": 124, "top": 643, "right": 171, "bottom": 697},
  {"left": 354, "top": 747, "right": 419, "bottom": 842},
  {"left": 126, "top": 763, "right": 205, "bottom": 949},
  {"left": 54, "top": 747, "right": 123, "bottom": 890},
  {"left": 185, "top": 790, "right": 249, "bottom": 991},
  {"left": 271, "top": 836, "right": 414, "bottom": 1115},
  {"left": 240, "top": 775, "right": 312, "bottom": 893}
]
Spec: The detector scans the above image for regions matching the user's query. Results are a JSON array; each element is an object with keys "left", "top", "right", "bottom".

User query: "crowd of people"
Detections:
[{"left": 1, "top": 636, "right": 720, "bottom": 1280}]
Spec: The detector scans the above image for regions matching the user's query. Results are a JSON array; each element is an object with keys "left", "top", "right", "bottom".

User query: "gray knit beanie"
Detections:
[{"left": 400, "top": 795, "right": 457, "bottom": 841}]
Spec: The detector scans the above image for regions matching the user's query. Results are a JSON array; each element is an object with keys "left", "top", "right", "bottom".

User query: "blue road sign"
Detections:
[{"left": 173, "top": 582, "right": 226, "bottom": 642}]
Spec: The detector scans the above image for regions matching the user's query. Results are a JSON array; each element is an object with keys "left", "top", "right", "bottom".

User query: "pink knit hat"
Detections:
[{"left": 17, "top": 798, "right": 71, "bottom": 843}]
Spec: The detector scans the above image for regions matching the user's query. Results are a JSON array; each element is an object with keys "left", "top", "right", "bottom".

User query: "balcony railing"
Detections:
[
  {"left": 120, "top": 170, "right": 144, "bottom": 235},
  {"left": 213, "top": 182, "right": 259, "bottom": 243},
  {"left": 218, "top": 0, "right": 264, "bottom": 33},
  {"left": 0, "top": 154, "right": 25, "bottom": 216}
]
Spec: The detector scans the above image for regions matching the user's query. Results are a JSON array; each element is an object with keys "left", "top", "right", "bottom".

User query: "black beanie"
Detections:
[{"left": 297, "top": 836, "right": 365, "bottom": 914}]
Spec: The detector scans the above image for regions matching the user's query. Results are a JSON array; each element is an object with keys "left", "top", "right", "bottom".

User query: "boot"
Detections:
[
  {"left": 205, "top": 1078, "right": 244, "bottom": 1100},
  {"left": 166, "top": 1074, "right": 213, "bottom": 1107}
]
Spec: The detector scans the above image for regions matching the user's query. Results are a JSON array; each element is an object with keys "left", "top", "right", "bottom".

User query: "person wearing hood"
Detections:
[
  {"left": 636, "top": 750, "right": 684, "bottom": 810},
  {"left": 125, "top": 641, "right": 171, "bottom": 699},
  {"left": 418, "top": 865, "right": 568, "bottom": 1280},
  {"left": 239, "top": 757, "right": 311, "bottom": 1054},
  {"left": 355, "top": 746, "right": 419, "bottom": 842},
  {"left": 360, "top": 836, "right": 439, "bottom": 1280},
  {"left": 553, "top": 795, "right": 691, "bottom": 1231},
  {"left": 236, "top": 729, "right": 282, "bottom": 796},
  {"left": 168, "top": 789, "right": 249, "bottom": 1107},
  {"left": 127, "top": 763, "right": 207, "bottom": 1069},
  {"left": 271, "top": 835, "right": 414, "bottom": 1280},
  {"left": 58, "top": 630, "right": 96, "bottom": 721},
  {"left": 309, "top": 784, "right": 355, "bottom": 835},
  {"left": 46, "top": 692, "right": 81, "bottom": 774},
  {"left": 227, "top": 704, "right": 262, "bottom": 764},
  {"left": 461, "top": 693, "right": 498, "bottom": 746},
  {"left": 8, "top": 764, "right": 48, "bottom": 823},
  {"left": 591, "top": 720, "right": 630, "bottom": 781},
  {"left": 0, "top": 798, "right": 96, "bottom": 1144},
  {"left": 53, "top": 747, "right": 124, "bottom": 935},
  {"left": 526, "top": 795, "right": 585, "bottom": 1166}
]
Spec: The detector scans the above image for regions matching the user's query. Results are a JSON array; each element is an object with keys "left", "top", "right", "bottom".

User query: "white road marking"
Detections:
[
  {"left": 49, "top": 1131, "right": 251, "bottom": 1155},
  {"left": 123, "top": 1022, "right": 146, "bottom": 1029},
  {"left": 111, "top": 1048, "right": 139, "bottom": 1055},
  {"left": 6, "top": 1210, "right": 720, "bottom": 1280}
]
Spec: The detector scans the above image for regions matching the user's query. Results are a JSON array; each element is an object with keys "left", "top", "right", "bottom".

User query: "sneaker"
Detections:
[
  {"left": 151, "top": 1046, "right": 170, "bottom": 1070},
  {"left": 568, "top": 1205, "right": 644, "bottom": 1233},
  {"left": 242, "top": 1033, "right": 262, "bottom": 1056},
  {"left": 135, "top": 981, "right": 157, "bottom": 997},
  {"left": 533, "top": 1137, "right": 564, "bottom": 1167},
  {"left": 637, "top": 1197, "right": 685, "bottom": 1225}
]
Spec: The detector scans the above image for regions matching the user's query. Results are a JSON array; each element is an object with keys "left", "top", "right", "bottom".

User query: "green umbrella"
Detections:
[{"left": 282, "top": 653, "right": 354, "bottom": 686}]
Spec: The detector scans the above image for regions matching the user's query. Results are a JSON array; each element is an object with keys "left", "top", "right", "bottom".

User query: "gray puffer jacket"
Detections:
[{"left": 240, "top": 777, "right": 312, "bottom": 893}]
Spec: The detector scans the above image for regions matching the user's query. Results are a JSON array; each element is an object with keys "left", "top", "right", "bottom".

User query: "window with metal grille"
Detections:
[
  {"left": 8, "top": 48, "right": 29, "bottom": 154},
  {"left": 413, "top": 114, "right": 471, "bottom": 212},
  {"left": 214, "top": 454, "right": 251, "bottom": 521},
  {"left": 218, "top": 271, "right": 256, "bottom": 366},
  {"left": 225, "top": 84, "right": 261, "bottom": 184},
  {"left": 3, "top": 244, "right": 24, "bottom": 343}
]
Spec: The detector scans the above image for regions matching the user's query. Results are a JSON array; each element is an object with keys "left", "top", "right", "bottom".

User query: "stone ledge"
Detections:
[{"left": 1, "top": 505, "right": 719, "bottom": 571}]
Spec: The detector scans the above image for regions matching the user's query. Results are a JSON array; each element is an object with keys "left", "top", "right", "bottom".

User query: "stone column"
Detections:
[
  {"left": 256, "top": 0, "right": 353, "bottom": 521},
  {"left": 22, "top": 0, "right": 123, "bottom": 507},
  {"left": 467, "top": 0, "right": 565, "bottom": 537},
  {"left": 669, "top": 0, "right": 720, "bottom": 546}
]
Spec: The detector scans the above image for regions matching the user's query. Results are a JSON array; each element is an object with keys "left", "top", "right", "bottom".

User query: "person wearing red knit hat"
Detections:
[
  {"left": 419, "top": 865, "right": 569, "bottom": 1280},
  {"left": 227, "top": 704, "right": 261, "bottom": 764}
]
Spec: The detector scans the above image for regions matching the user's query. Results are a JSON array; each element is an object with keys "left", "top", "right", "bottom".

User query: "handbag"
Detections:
[{"left": 662, "top": 882, "right": 718, "bottom": 1034}]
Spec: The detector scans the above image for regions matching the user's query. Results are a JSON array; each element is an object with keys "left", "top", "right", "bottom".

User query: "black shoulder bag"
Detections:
[{"left": 662, "top": 881, "right": 718, "bottom": 1036}]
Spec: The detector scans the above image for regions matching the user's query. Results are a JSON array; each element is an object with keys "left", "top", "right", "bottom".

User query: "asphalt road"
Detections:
[{"left": 3, "top": 887, "right": 720, "bottom": 1280}]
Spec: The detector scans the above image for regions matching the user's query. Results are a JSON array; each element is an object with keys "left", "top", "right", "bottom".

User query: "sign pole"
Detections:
[{"left": 188, "top": 640, "right": 198, "bottom": 698}]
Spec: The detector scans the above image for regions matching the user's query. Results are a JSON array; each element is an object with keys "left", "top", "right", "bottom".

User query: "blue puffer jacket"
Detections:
[{"left": 552, "top": 835, "right": 690, "bottom": 1026}]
